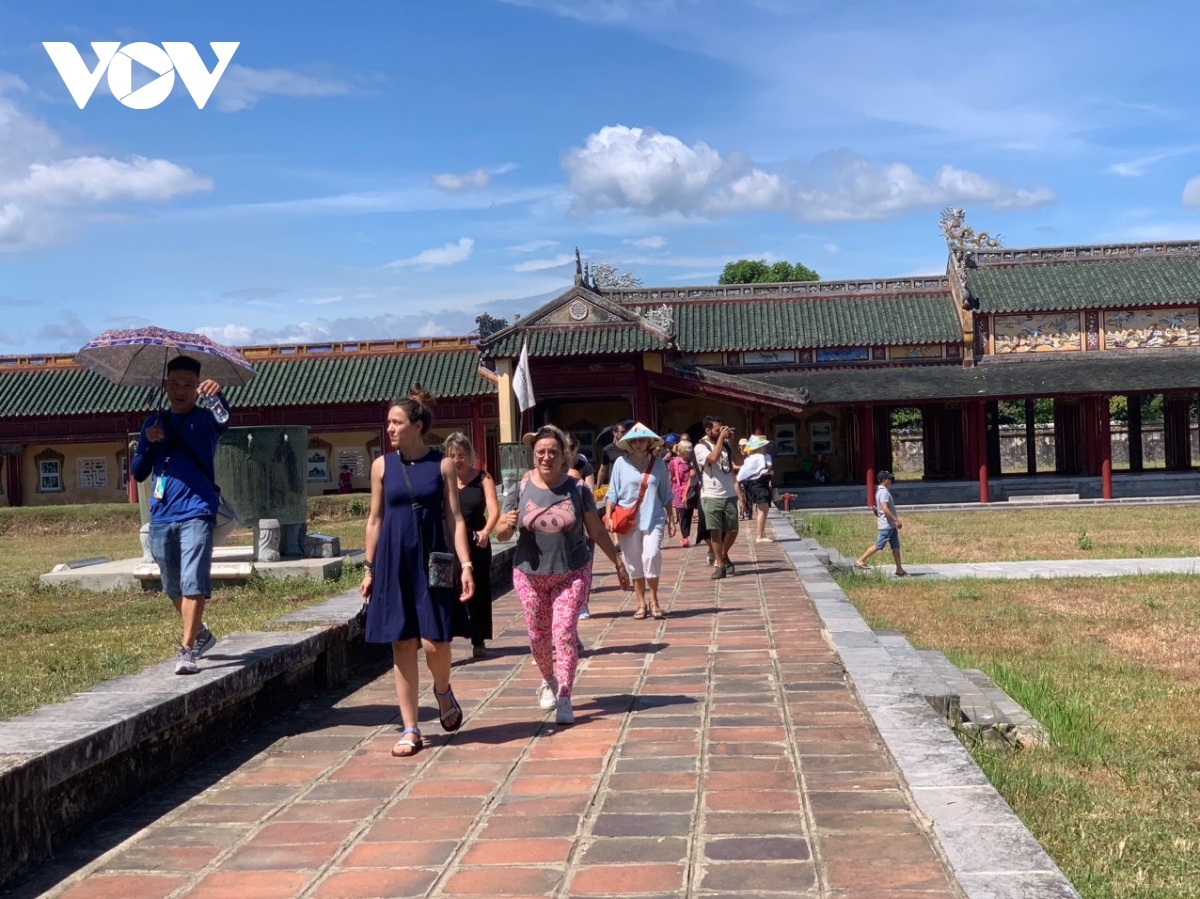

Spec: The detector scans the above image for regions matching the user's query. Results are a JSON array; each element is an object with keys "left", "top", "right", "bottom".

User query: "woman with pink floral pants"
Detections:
[{"left": 498, "top": 426, "right": 630, "bottom": 725}]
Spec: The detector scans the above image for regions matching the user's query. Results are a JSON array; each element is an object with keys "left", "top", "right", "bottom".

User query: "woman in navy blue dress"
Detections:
[{"left": 359, "top": 387, "right": 475, "bottom": 757}]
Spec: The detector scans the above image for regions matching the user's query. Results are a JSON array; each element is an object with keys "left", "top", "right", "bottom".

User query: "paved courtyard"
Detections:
[{"left": 27, "top": 534, "right": 961, "bottom": 899}]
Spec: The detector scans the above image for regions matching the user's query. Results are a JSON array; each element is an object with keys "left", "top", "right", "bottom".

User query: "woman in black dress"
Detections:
[{"left": 443, "top": 433, "right": 500, "bottom": 658}]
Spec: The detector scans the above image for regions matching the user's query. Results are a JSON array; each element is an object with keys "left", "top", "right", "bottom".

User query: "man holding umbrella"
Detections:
[{"left": 131, "top": 357, "right": 230, "bottom": 674}]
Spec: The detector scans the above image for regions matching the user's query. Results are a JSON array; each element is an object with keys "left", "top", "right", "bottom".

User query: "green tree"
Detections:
[{"left": 719, "top": 259, "right": 820, "bottom": 284}]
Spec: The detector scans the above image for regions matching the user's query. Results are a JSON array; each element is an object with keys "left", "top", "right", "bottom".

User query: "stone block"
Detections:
[{"left": 304, "top": 534, "right": 341, "bottom": 558}]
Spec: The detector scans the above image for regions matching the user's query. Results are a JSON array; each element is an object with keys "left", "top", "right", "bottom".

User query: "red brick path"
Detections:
[{"left": 45, "top": 533, "right": 960, "bottom": 898}]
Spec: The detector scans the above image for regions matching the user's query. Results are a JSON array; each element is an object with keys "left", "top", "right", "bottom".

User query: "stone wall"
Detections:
[{"left": 891, "top": 424, "right": 1200, "bottom": 474}]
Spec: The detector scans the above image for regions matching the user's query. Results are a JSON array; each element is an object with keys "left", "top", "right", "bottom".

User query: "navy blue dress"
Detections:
[{"left": 366, "top": 449, "right": 470, "bottom": 644}]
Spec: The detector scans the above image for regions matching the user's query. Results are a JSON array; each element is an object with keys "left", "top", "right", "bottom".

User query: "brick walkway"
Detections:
[{"left": 36, "top": 532, "right": 961, "bottom": 899}]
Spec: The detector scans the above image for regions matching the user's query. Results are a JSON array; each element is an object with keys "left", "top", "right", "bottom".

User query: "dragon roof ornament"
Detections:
[{"left": 940, "top": 207, "right": 1001, "bottom": 251}]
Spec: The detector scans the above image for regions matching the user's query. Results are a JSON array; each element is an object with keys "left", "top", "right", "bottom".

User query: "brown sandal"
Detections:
[
  {"left": 632, "top": 607, "right": 648, "bottom": 619},
  {"left": 651, "top": 603, "right": 666, "bottom": 620}
]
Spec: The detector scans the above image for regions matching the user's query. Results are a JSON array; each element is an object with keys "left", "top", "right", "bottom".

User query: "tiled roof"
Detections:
[
  {"left": 0, "top": 350, "right": 492, "bottom": 419},
  {"left": 483, "top": 324, "right": 668, "bottom": 358},
  {"left": 739, "top": 351, "right": 1200, "bottom": 404},
  {"left": 672, "top": 294, "right": 961, "bottom": 352},
  {"left": 967, "top": 256, "right": 1200, "bottom": 314}
]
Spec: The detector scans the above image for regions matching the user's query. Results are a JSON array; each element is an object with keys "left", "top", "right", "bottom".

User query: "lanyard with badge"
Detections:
[{"left": 152, "top": 413, "right": 178, "bottom": 500}]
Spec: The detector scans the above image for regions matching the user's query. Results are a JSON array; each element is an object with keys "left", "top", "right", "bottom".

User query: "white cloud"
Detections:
[
  {"left": 0, "top": 91, "right": 214, "bottom": 251},
  {"left": 508, "top": 239, "right": 560, "bottom": 252},
  {"left": 385, "top": 237, "right": 475, "bottom": 269},
  {"left": 197, "top": 323, "right": 255, "bottom": 344},
  {"left": 417, "top": 319, "right": 453, "bottom": 337},
  {"left": 212, "top": 64, "right": 351, "bottom": 112},
  {"left": 1182, "top": 177, "right": 1200, "bottom": 209},
  {"left": 36, "top": 310, "right": 93, "bottom": 346},
  {"left": 2, "top": 156, "right": 212, "bottom": 205},
  {"left": 822, "top": 243, "right": 838, "bottom": 254},
  {"left": 513, "top": 253, "right": 574, "bottom": 272},
  {"left": 563, "top": 126, "right": 1056, "bottom": 222},
  {"left": 625, "top": 235, "right": 666, "bottom": 248},
  {"left": 432, "top": 168, "right": 491, "bottom": 193}
]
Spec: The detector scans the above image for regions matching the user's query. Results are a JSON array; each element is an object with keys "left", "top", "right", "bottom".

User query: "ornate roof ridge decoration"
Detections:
[
  {"left": 940, "top": 207, "right": 1002, "bottom": 251},
  {"left": 479, "top": 284, "right": 675, "bottom": 354},
  {"left": 664, "top": 362, "right": 810, "bottom": 412},
  {"left": 603, "top": 277, "right": 950, "bottom": 304},
  {"left": 971, "top": 239, "right": 1200, "bottom": 266}
]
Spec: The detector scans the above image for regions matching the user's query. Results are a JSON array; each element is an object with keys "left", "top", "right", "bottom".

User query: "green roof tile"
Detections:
[
  {"left": 483, "top": 325, "right": 667, "bottom": 358},
  {"left": 967, "top": 257, "right": 1200, "bottom": 314},
  {"left": 0, "top": 350, "right": 492, "bottom": 419},
  {"left": 673, "top": 294, "right": 960, "bottom": 352}
]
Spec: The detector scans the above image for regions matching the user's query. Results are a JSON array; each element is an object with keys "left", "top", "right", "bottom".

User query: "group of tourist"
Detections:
[{"left": 135, "top": 363, "right": 783, "bottom": 758}]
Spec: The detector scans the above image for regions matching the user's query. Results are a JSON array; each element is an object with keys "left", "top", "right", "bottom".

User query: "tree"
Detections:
[
  {"left": 590, "top": 263, "right": 642, "bottom": 289},
  {"left": 474, "top": 313, "right": 509, "bottom": 340},
  {"left": 719, "top": 259, "right": 820, "bottom": 284}
]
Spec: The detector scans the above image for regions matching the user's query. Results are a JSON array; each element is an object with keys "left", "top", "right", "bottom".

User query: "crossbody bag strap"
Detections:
[
  {"left": 397, "top": 453, "right": 436, "bottom": 557},
  {"left": 162, "top": 413, "right": 220, "bottom": 494}
]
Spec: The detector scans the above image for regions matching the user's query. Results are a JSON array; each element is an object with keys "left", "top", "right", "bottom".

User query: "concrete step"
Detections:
[
  {"left": 1007, "top": 492, "right": 1080, "bottom": 504},
  {"left": 961, "top": 668, "right": 1048, "bottom": 745},
  {"left": 873, "top": 630, "right": 960, "bottom": 721},
  {"left": 917, "top": 650, "right": 1006, "bottom": 728}
]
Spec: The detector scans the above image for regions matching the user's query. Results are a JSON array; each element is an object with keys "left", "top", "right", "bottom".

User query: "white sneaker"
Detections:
[
  {"left": 555, "top": 696, "right": 575, "bottom": 725},
  {"left": 194, "top": 625, "right": 216, "bottom": 658},
  {"left": 175, "top": 645, "right": 198, "bottom": 675},
  {"left": 537, "top": 679, "right": 558, "bottom": 710},
  {"left": 577, "top": 604, "right": 591, "bottom": 620}
]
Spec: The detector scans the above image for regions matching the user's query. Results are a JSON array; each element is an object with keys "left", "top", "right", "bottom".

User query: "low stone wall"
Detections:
[
  {"left": 893, "top": 424, "right": 1200, "bottom": 473},
  {"left": 0, "top": 544, "right": 516, "bottom": 889}
]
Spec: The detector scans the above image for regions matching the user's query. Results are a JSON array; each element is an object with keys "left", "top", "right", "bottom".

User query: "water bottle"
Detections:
[{"left": 196, "top": 393, "right": 230, "bottom": 424}]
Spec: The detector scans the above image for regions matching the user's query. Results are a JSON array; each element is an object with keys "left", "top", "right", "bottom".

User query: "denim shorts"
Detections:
[
  {"left": 874, "top": 527, "right": 900, "bottom": 551},
  {"left": 150, "top": 518, "right": 215, "bottom": 600}
]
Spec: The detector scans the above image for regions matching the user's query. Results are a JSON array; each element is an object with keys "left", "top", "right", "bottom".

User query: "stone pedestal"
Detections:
[
  {"left": 304, "top": 534, "right": 341, "bottom": 558},
  {"left": 254, "top": 518, "right": 281, "bottom": 562},
  {"left": 139, "top": 523, "right": 154, "bottom": 563},
  {"left": 281, "top": 522, "right": 308, "bottom": 558}
]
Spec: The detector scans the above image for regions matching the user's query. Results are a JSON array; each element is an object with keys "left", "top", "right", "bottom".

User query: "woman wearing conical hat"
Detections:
[{"left": 605, "top": 423, "right": 674, "bottom": 620}]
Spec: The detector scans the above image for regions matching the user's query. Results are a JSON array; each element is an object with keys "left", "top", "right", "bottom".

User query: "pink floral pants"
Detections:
[{"left": 513, "top": 565, "right": 592, "bottom": 698}]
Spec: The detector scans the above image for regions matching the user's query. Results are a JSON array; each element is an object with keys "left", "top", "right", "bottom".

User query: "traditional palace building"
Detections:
[{"left": 5, "top": 223, "right": 1200, "bottom": 508}]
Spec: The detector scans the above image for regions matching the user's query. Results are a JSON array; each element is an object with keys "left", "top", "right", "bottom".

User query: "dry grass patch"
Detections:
[
  {"left": 799, "top": 505, "right": 1200, "bottom": 564},
  {"left": 840, "top": 573, "right": 1200, "bottom": 898}
]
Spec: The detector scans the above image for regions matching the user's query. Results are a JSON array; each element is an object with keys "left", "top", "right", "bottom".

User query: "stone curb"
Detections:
[
  {"left": 0, "top": 545, "right": 515, "bottom": 889},
  {"left": 770, "top": 509, "right": 1082, "bottom": 899}
]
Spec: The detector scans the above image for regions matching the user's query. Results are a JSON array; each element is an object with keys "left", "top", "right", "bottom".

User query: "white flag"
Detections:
[{"left": 512, "top": 340, "right": 536, "bottom": 413}]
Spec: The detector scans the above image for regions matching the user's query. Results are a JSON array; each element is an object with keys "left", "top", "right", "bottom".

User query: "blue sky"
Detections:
[{"left": 3, "top": 0, "right": 1200, "bottom": 353}]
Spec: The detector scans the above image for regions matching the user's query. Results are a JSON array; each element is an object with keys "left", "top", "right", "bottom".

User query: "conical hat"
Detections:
[{"left": 616, "top": 422, "right": 663, "bottom": 453}]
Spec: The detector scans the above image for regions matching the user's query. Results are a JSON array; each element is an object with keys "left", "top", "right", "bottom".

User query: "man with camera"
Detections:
[{"left": 694, "top": 414, "right": 743, "bottom": 580}]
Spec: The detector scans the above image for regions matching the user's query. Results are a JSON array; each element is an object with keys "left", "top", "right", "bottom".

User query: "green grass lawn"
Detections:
[
  {"left": 820, "top": 515, "right": 1200, "bottom": 898},
  {"left": 0, "top": 498, "right": 368, "bottom": 720}
]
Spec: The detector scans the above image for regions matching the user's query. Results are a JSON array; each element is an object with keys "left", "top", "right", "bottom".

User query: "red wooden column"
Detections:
[
  {"left": 1098, "top": 397, "right": 1113, "bottom": 499},
  {"left": 859, "top": 404, "right": 876, "bottom": 507},
  {"left": 970, "top": 401, "right": 989, "bottom": 503}
]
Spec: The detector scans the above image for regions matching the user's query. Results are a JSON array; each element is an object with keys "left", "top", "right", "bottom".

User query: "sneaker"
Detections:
[
  {"left": 724, "top": 560, "right": 736, "bottom": 575},
  {"left": 711, "top": 566, "right": 726, "bottom": 580},
  {"left": 578, "top": 604, "right": 591, "bottom": 620},
  {"left": 555, "top": 696, "right": 575, "bottom": 725},
  {"left": 194, "top": 625, "right": 216, "bottom": 658},
  {"left": 706, "top": 551, "right": 715, "bottom": 566},
  {"left": 537, "top": 679, "right": 558, "bottom": 710},
  {"left": 175, "top": 645, "right": 198, "bottom": 675}
]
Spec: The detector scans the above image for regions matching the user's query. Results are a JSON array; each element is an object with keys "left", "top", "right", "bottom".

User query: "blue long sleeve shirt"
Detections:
[{"left": 131, "top": 398, "right": 229, "bottom": 524}]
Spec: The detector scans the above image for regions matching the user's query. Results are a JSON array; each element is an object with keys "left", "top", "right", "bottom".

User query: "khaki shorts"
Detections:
[{"left": 702, "top": 497, "right": 739, "bottom": 534}]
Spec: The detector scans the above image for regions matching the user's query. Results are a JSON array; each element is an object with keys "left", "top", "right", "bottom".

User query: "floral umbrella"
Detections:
[{"left": 75, "top": 326, "right": 256, "bottom": 388}]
